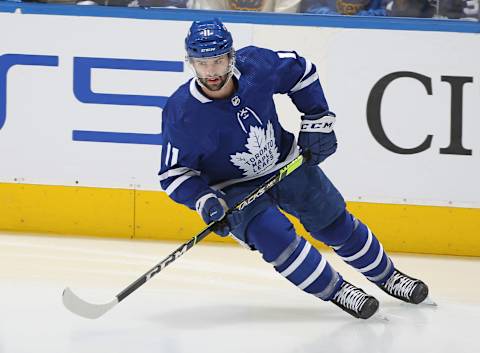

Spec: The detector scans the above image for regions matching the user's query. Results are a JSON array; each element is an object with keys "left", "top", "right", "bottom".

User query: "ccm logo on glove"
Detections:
[
  {"left": 298, "top": 111, "right": 338, "bottom": 165},
  {"left": 300, "top": 114, "right": 336, "bottom": 133}
]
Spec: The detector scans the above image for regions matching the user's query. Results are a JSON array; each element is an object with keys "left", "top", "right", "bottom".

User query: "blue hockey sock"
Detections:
[
  {"left": 312, "top": 211, "right": 394, "bottom": 284},
  {"left": 247, "top": 207, "right": 342, "bottom": 300}
]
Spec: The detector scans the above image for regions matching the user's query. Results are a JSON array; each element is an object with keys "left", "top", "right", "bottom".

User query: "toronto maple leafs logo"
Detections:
[{"left": 230, "top": 121, "right": 280, "bottom": 177}]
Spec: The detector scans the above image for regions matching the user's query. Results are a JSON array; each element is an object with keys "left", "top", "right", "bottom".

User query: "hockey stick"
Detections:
[{"left": 62, "top": 152, "right": 307, "bottom": 319}]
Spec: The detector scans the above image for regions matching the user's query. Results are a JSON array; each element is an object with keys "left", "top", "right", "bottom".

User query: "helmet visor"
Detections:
[{"left": 187, "top": 51, "right": 233, "bottom": 80}]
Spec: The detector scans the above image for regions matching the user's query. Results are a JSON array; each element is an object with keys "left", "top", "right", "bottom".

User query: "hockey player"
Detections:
[{"left": 159, "top": 18, "right": 429, "bottom": 319}]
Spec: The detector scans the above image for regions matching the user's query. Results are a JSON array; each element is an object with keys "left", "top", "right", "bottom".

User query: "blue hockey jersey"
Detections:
[{"left": 159, "top": 46, "right": 330, "bottom": 210}]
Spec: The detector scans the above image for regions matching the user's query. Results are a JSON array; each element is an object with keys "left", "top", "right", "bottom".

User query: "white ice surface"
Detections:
[{"left": 0, "top": 232, "right": 478, "bottom": 353}]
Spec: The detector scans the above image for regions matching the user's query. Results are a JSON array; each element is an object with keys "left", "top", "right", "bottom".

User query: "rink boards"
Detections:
[{"left": 0, "top": 3, "right": 479, "bottom": 256}]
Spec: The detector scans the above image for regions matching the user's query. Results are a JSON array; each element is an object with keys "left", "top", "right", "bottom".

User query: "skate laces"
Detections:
[
  {"left": 383, "top": 271, "right": 417, "bottom": 299},
  {"left": 333, "top": 283, "right": 368, "bottom": 313}
]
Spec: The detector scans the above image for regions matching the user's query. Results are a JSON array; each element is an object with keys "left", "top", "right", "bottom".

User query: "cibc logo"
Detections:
[
  {"left": 367, "top": 71, "right": 473, "bottom": 156},
  {"left": 0, "top": 53, "right": 184, "bottom": 145}
]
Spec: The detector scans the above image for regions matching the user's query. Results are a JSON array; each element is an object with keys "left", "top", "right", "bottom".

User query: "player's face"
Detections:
[{"left": 190, "top": 53, "right": 231, "bottom": 91}]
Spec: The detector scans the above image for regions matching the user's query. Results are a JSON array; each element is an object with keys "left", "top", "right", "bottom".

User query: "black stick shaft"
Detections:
[{"left": 116, "top": 153, "right": 305, "bottom": 303}]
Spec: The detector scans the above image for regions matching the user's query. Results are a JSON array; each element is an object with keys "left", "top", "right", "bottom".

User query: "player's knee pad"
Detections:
[
  {"left": 327, "top": 213, "right": 394, "bottom": 284},
  {"left": 247, "top": 207, "right": 342, "bottom": 300},
  {"left": 246, "top": 207, "right": 297, "bottom": 263},
  {"left": 311, "top": 210, "right": 355, "bottom": 246}
]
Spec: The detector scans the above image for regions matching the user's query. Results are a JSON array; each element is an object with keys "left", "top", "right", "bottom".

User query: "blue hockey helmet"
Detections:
[{"left": 185, "top": 18, "right": 233, "bottom": 59}]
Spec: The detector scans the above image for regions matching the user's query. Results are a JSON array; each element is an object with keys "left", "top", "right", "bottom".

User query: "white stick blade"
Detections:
[{"left": 62, "top": 287, "right": 118, "bottom": 319}]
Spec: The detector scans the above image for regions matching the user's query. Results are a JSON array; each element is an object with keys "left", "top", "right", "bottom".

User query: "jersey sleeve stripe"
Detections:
[
  {"left": 164, "top": 171, "right": 198, "bottom": 195},
  {"left": 288, "top": 58, "right": 312, "bottom": 91},
  {"left": 170, "top": 147, "right": 179, "bottom": 166},
  {"left": 165, "top": 142, "right": 172, "bottom": 166},
  {"left": 277, "top": 52, "right": 297, "bottom": 59},
  {"left": 302, "top": 59, "right": 313, "bottom": 81},
  {"left": 290, "top": 72, "right": 319, "bottom": 93},
  {"left": 159, "top": 167, "right": 199, "bottom": 181}
]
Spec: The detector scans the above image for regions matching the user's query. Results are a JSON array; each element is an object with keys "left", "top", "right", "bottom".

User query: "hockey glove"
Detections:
[
  {"left": 195, "top": 191, "right": 242, "bottom": 237},
  {"left": 298, "top": 111, "right": 337, "bottom": 166}
]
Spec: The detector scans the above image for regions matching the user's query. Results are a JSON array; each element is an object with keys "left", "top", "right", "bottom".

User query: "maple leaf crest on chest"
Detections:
[{"left": 230, "top": 121, "right": 280, "bottom": 177}]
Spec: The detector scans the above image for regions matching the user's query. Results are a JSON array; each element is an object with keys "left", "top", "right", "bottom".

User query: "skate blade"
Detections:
[
  {"left": 422, "top": 296, "right": 438, "bottom": 307},
  {"left": 374, "top": 309, "right": 390, "bottom": 322}
]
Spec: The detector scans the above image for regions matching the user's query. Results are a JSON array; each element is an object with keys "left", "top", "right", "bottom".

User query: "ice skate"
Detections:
[
  {"left": 331, "top": 281, "right": 379, "bottom": 319},
  {"left": 378, "top": 269, "right": 429, "bottom": 304}
]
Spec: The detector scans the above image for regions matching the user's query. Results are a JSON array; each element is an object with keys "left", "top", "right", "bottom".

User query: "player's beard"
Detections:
[{"left": 197, "top": 72, "right": 231, "bottom": 92}]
